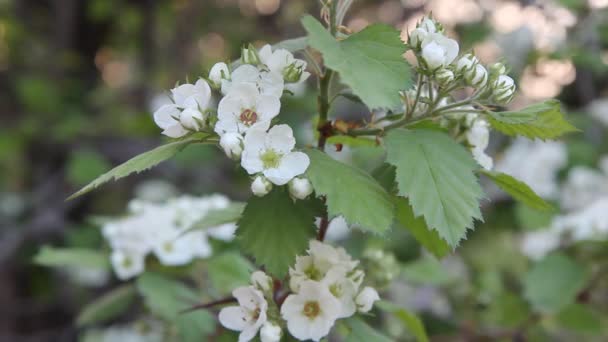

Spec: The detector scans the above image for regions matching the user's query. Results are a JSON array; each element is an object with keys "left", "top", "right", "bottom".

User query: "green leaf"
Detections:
[
  {"left": 186, "top": 202, "right": 245, "bottom": 233},
  {"left": 76, "top": 284, "right": 136, "bottom": 326},
  {"left": 481, "top": 171, "right": 552, "bottom": 211},
  {"left": 33, "top": 246, "right": 109, "bottom": 269},
  {"left": 377, "top": 301, "right": 429, "bottom": 342},
  {"left": 486, "top": 100, "right": 578, "bottom": 140},
  {"left": 393, "top": 197, "right": 451, "bottom": 258},
  {"left": 136, "top": 273, "right": 215, "bottom": 341},
  {"left": 515, "top": 203, "right": 555, "bottom": 231},
  {"left": 236, "top": 189, "right": 321, "bottom": 277},
  {"left": 302, "top": 15, "right": 411, "bottom": 109},
  {"left": 326, "top": 135, "right": 378, "bottom": 148},
  {"left": 68, "top": 137, "right": 206, "bottom": 200},
  {"left": 305, "top": 149, "right": 394, "bottom": 234},
  {"left": 207, "top": 252, "right": 254, "bottom": 295},
  {"left": 385, "top": 129, "right": 484, "bottom": 247},
  {"left": 555, "top": 303, "right": 604, "bottom": 333},
  {"left": 523, "top": 253, "right": 588, "bottom": 314},
  {"left": 343, "top": 317, "right": 392, "bottom": 342}
]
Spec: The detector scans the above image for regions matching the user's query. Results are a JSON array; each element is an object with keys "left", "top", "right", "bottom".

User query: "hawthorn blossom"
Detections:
[
  {"left": 241, "top": 124, "right": 310, "bottom": 186},
  {"left": 221, "top": 64, "right": 284, "bottom": 98},
  {"left": 466, "top": 117, "right": 493, "bottom": 170},
  {"left": 409, "top": 17, "right": 438, "bottom": 47},
  {"left": 420, "top": 33, "right": 459, "bottom": 69},
  {"left": 215, "top": 83, "right": 281, "bottom": 135},
  {"left": 154, "top": 79, "right": 212, "bottom": 138},
  {"left": 281, "top": 280, "right": 342, "bottom": 342},
  {"left": 219, "top": 286, "right": 268, "bottom": 342},
  {"left": 258, "top": 44, "right": 310, "bottom": 85},
  {"left": 209, "top": 62, "right": 230, "bottom": 89},
  {"left": 356, "top": 287, "right": 380, "bottom": 313},
  {"left": 321, "top": 267, "right": 358, "bottom": 318}
]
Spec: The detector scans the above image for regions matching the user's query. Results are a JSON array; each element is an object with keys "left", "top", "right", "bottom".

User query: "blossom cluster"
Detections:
[
  {"left": 218, "top": 240, "right": 380, "bottom": 342},
  {"left": 153, "top": 44, "right": 314, "bottom": 199},
  {"left": 405, "top": 16, "right": 518, "bottom": 170},
  {"left": 102, "top": 195, "right": 236, "bottom": 280},
  {"left": 521, "top": 156, "right": 608, "bottom": 260}
]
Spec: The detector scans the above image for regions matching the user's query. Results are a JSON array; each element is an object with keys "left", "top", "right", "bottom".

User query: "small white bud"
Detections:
[
  {"left": 251, "top": 176, "right": 272, "bottom": 197},
  {"left": 492, "top": 75, "right": 516, "bottom": 104},
  {"left": 435, "top": 68, "right": 454, "bottom": 87},
  {"left": 455, "top": 53, "right": 479, "bottom": 74},
  {"left": 288, "top": 177, "right": 313, "bottom": 200},
  {"left": 219, "top": 132, "right": 243, "bottom": 160},
  {"left": 409, "top": 28, "right": 428, "bottom": 48},
  {"left": 419, "top": 17, "right": 437, "bottom": 33},
  {"left": 251, "top": 271, "right": 273, "bottom": 292},
  {"left": 466, "top": 64, "right": 488, "bottom": 88},
  {"left": 208, "top": 62, "right": 230, "bottom": 89},
  {"left": 241, "top": 44, "right": 260, "bottom": 65},
  {"left": 260, "top": 322, "right": 282, "bottom": 342},
  {"left": 356, "top": 286, "right": 380, "bottom": 313},
  {"left": 179, "top": 108, "right": 205, "bottom": 131}
]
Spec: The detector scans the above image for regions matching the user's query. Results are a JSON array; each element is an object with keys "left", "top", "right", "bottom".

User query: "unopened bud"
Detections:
[
  {"left": 241, "top": 44, "right": 260, "bottom": 65},
  {"left": 208, "top": 62, "right": 230, "bottom": 89},
  {"left": 179, "top": 108, "right": 205, "bottom": 131},
  {"left": 455, "top": 53, "right": 479, "bottom": 74},
  {"left": 492, "top": 75, "right": 516, "bottom": 104},
  {"left": 466, "top": 64, "right": 488, "bottom": 88},
  {"left": 288, "top": 177, "right": 313, "bottom": 200},
  {"left": 489, "top": 62, "right": 507, "bottom": 76},
  {"left": 251, "top": 176, "right": 272, "bottom": 197},
  {"left": 260, "top": 322, "right": 282, "bottom": 342},
  {"left": 219, "top": 132, "right": 243, "bottom": 160},
  {"left": 283, "top": 63, "right": 304, "bottom": 83},
  {"left": 435, "top": 68, "right": 454, "bottom": 87},
  {"left": 251, "top": 271, "right": 273, "bottom": 292},
  {"left": 355, "top": 287, "right": 380, "bottom": 313}
]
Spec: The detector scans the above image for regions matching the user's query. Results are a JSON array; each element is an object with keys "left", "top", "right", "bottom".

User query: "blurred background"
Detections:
[{"left": 1, "top": 0, "right": 608, "bottom": 341}]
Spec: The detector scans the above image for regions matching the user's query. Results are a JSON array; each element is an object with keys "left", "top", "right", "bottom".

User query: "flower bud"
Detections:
[
  {"left": 260, "top": 322, "right": 282, "bottom": 342},
  {"left": 419, "top": 17, "right": 437, "bottom": 33},
  {"left": 283, "top": 62, "right": 304, "bottom": 83},
  {"left": 492, "top": 75, "right": 516, "bottom": 104},
  {"left": 455, "top": 53, "right": 479, "bottom": 74},
  {"left": 241, "top": 44, "right": 260, "bottom": 65},
  {"left": 409, "top": 28, "right": 427, "bottom": 48},
  {"left": 489, "top": 62, "right": 507, "bottom": 76},
  {"left": 466, "top": 64, "right": 488, "bottom": 88},
  {"left": 251, "top": 176, "right": 272, "bottom": 197},
  {"left": 179, "top": 108, "right": 205, "bottom": 131},
  {"left": 355, "top": 287, "right": 380, "bottom": 313},
  {"left": 219, "top": 132, "right": 243, "bottom": 160},
  {"left": 288, "top": 177, "right": 313, "bottom": 200},
  {"left": 208, "top": 62, "right": 230, "bottom": 89},
  {"left": 435, "top": 68, "right": 454, "bottom": 87},
  {"left": 251, "top": 271, "right": 273, "bottom": 292}
]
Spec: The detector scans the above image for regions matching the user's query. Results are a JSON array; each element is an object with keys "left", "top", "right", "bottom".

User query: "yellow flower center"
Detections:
[{"left": 260, "top": 149, "right": 282, "bottom": 169}]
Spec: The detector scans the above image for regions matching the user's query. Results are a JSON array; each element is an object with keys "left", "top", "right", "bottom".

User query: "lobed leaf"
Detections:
[
  {"left": 302, "top": 15, "right": 411, "bottom": 109},
  {"left": 481, "top": 171, "right": 552, "bottom": 211},
  {"left": 385, "top": 129, "right": 484, "bottom": 247}
]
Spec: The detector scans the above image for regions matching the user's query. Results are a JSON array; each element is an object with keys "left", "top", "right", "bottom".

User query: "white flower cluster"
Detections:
[
  {"left": 405, "top": 17, "right": 518, "bottom": 170},
  {"left": 218, "top": 240, "right": 379, "bottom": 342},
  {"left": 153, "top": 44, "right": 313, "bottom": 198},
  {"left": 102, "top": 195, "right": 236, "bottom": 280},
  {"left": 521, "top": 157, "right": 608, "bottom": 260}
]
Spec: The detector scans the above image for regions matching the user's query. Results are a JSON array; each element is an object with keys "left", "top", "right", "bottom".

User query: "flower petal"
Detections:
[
  {"left": 266, "top": 124, "right": 295, "bottom": 153},
  {"left": 219, "top": 306, "right": 248, "bottom": 332},
  {"left": 258, "top": 44, "right": 273, "bottom": 65},
  {"left": 258, "top": 71, "right": 284, "bottom": 98},
  {"left": 264, "top": 152, "right": 309, "bottom": 185},
  {"left": 162, "top": 124, "right": 188, "bottom": 138},
  {"left": 255, "top": 95, "right": 281, "bottom": 122},
  {"left": 153, "top": 104, "right": 180, "bottom": 129}
]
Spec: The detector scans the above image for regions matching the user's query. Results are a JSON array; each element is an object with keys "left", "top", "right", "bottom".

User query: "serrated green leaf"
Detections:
[
  {"left": 186, "top": 202, "right": 245, "bottom": 233},
  {"left": 523, "top": 253, "right": 588, "bottom": 314},
  {"left": 343, "top": 317, "right": 392, "bottom": 342},
  {"left": 207, "top": 252, "right": 253, "bottom": 295},
  {"left": 481, "top": 171, "right": 552, "bottom": 211},
  {"left": 68, "top": 137, "right": 207, "bottom": 200},
  {"left": 486, "top": 100, "right": 578, "bottom": 140},
  {"left": 236, "top": 189, "right": 320, "bottom": 277},
  {"left": 305, "top": 149, "right": 394, "bottom": 234},
  {"left": 136, "top": 272, "right": 215, "bottom": 341},
  {"left": 377, "top": 301, "right": 429, "bottom": 342},
  {"left": 385, "top": 129, "right": 484, "bottom": 247},
  {"left": 302, "top": 15, "right": 411, "bottom": 109},
  {"left": 393, "top": 197, "right": 451, "bottom": 258},
  {"left": 33, "top": 246, "right": 109, "bottom": 269},
  {"left": 76, "top": 284, "right": 136, "bottom": 327}
]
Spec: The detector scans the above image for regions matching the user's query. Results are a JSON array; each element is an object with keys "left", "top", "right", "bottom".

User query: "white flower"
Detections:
[
  {"left": 219, "top": 286, "right": 268, "bottom": 342},
  {"left": 251, "top": 271, "right": 273, "bottom": 292},
  {"left": 215, "top": 82, "right": 281, "bottom": 135},
  {"left": 355, "top": 286, "right": 380, "bottom": 313},
  {"left": 308, "top": 240, "right": 358, "bottom": 272},
  {"left": 152, "top": 231, "right": 211, "bottom": 266},
  {"left": 409, "top": 17, "right": 437, "bottom": 47},
  {"left": 321, "top": 266, "right": 358, "bottom": 318},
  {"left": 153, "top": 79, "right": 211, "bottom": 138},
  {"left": 258, "top": 45, "right": 310, "bottom": 84},
  {"left": 421, "top": 33, "right": 459, "bottom": 69},
  {"left": 467, "top": 64, "right": 488, "bottom": 88},
  {"left": 281, "top": 280, "right": 342, "bottom": 342},
  {"left": 241, "top": 124, "right": 310, "bottom": 186},
  {"left": 220, "top": 132, "right": 244, "bottom": 160},
  {"left": 209, "top": 62, "right": 230, "bottom": 89},
  {"left": 221, "top": 64, "right": 284, "bottom": 98},
  {"left": 260, "top": 322, "right": 282, "bottom": 342},
  {"left": 110, "top": 250, "right": 145, "bottom": 280},
  {"left": 251, "top": 176, "right": 273, "bottom": 197},
  {"left": 288, "top": 177, "right": 313, "bottom": 200},
  {"left": 492, "top": 75, "right": 516, "bottom": 104}
]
